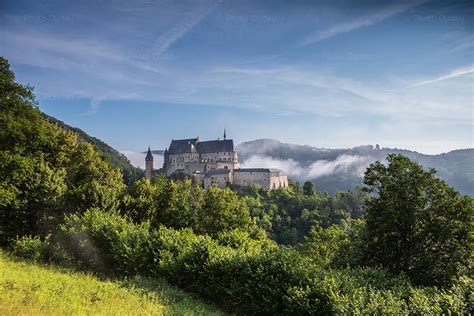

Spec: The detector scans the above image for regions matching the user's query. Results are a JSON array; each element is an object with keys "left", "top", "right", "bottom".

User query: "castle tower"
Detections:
[{"left": 145, "top": 146, "right": 154, "bottom": 179}]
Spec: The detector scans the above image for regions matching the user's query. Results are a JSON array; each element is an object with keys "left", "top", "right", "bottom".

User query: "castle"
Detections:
[{"left": 145, "top": 131, "right": 288, "bottom": 190}]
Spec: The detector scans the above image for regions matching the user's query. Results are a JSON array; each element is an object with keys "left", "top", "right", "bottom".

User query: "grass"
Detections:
[{"left": 0, "top": 251, "right": 224, "bottom": 315}]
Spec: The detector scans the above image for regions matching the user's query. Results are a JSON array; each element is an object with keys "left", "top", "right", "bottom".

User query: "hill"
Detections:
[
  {"left": 44, "top": 114, "right": 143, "bottom": 185},
  {"left": 237, "top": 139, "right": 474, "bottom": 196},
  {"left": 0, "top": 251, "right": 223, "bottom": 315}
]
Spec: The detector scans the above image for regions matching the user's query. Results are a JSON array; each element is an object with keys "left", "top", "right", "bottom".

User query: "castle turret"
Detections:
[{"left": 145, "top": 146, "right": 154, "bottom": 179}]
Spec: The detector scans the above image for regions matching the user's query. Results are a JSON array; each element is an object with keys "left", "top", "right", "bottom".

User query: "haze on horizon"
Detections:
[{"left": 1, "top": 0, "right": 472, "bottom": 155}]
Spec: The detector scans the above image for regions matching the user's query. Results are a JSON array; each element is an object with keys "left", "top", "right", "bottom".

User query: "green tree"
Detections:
[
  {"left": 0, "top": 57, "right": 125, "bottom": 245},
  {"left": 363, "top": 154, "right": 473, "bottom": 286},
  {"left": 299, "top": 225, "right": 350, "bottom": 268},
  {"left": 154, "top": 179, "right": 203, "bottom": 230},
  {"left": 121, "top": 178, "right": 160, "bottom": 223},
  {"left": 197, "top": 187, "right": 253, "bottom": 236},
  {"left": 303, "top": 180, "right": 316, "bottom": 196}
]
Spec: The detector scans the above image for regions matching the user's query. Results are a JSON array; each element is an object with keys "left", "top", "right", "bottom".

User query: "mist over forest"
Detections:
[{"left": 124, "top": 139, "right": 473, "bottom": 196}]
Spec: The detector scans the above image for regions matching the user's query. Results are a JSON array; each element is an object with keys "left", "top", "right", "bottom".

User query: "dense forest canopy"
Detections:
[{"left": 1, "top": 57, "right": 473, "bottom": 314}]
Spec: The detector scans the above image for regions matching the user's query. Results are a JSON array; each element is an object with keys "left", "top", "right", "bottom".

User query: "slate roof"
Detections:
[
  {"left": 168, "top": 138, "right": 199, "bottom": 154},
  {"left": 167, "top": 138, "right": 234, "bottom": 154},
  {"left": 196, "top": 139, "right": 234, "bottom": 153},
  {"left": 233, "top": 168, "right": 283, "bottom": 174},
  {"left": 145, "top": 147, "right": 153, "bottom": 160}
]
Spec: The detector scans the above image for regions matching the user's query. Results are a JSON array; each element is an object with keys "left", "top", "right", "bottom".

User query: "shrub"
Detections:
[
  {"left": 58, "top": 209, "right": 471, "bottom": 314},
  {"left": 59, "top": 209, "right": 154, "bottom": 275},
  {"left": 11, "top": 235, "right": 48, "bottom": 262}
]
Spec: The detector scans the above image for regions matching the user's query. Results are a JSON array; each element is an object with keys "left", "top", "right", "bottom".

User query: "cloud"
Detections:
[
  {"left": 85, "top": 97, "right": 102, "bottom": 115},
  {"left": 301, "top": 1, "right": 426, "bottom": 45},
  {"left": 149, "top": 0, "right": 221, "bottom": 59},
  {"left": 241, "top": 154, "right": 372, "bottom": 180},
  {"left": 307, "top": 154, "right": 372, "bottom": 178},
  {"left": 407, "top": 66, "right": 474, "bottom": 88},
  {"left": 241, "top": 155, "right": 306, "bottom": 178}
]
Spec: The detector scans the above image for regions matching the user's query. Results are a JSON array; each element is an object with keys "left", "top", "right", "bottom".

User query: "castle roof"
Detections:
[
  {"left": 145, "top": 146, "right": 153, "bottom": 160},
  {"left": 234, "top": 168, "right": 284, "bottom": 174},
  {"left": 167, "top": 138, "right": 234, "bottom": 154},
  {"left": 196, "top": 139, "right": 234, "bottom": 153},
  {"left": 168, "top": 138, "right": 199, "bottom": 154}
]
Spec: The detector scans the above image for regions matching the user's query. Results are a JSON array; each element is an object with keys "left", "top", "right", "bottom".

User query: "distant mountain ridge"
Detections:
[{"left": 237, "top": 139, "right": 473, "bottom": 196}]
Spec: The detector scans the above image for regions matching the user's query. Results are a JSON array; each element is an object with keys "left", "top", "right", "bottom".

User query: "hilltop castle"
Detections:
[{"left": 145, "top": 131, "right": 288, "bottom": 190}]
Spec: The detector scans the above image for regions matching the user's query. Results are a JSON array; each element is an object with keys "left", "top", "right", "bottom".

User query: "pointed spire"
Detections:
[
  {"left": 146, "top": 146, "right": 153, "bottom": 160},
  {"left": 223, "top": 128, "right": 227, "bottom": 140}
]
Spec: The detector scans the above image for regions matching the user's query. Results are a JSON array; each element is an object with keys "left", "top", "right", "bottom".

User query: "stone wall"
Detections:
[{"left": 204, "top": 171, "right": 232, "bottom": 188}]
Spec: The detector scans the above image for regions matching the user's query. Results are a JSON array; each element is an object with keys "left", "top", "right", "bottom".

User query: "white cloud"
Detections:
[
  {"left": 241, "top": 155, "right": 305, "bottom": 178},
  {"left": 149, "top": 0, "right": 221, "bottom": 59},
  {"left": 301, "top": 1, "right": 426, "bottom": 45},
  {"left": 307, "top": 154, "right": 372, "bottom": 178},
  {"left": 85, "top": 97, "right": 102, "bottom": 115},
  {"left": 241, "top": 154, "right": 373, "bottom": 180},
  {"left": 407, "top": 65, "right": 474, "bottom": 88}
]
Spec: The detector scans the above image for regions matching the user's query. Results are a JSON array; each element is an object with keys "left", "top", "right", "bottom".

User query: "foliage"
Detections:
[
  {"left": 0, "top": 57, "right": 125, "bottom": 246},
  {"left": 11, "top": 235, "right": 49, "bottom": 262},
  {"left": 303, "top": 180, "right": 316, "bottom": 196},
  {"left": 44, "top": 114, "right": 143, "bottom": 185},
  {"left": 59, "top": 209, "right": 154, "bottom": 275},
  {"left": 0, "top": 251, "right": 223, "bottom": 315},
  {"left": 298, "top": 225, "right": 351, "bottom": 268},
  {"left": 238, "top": 183, "right": 364, "bottom": 245},
  {"left": 363, "top": 154, "right": 473, "bottom": 286},
  {"left": 58, "top": 209, "right": 472, "bottom": 314},
  {"left": 122, "top": 177, "right": 264, "bottom": 238},
  {"left": 121, "top": 178, "right": 161, "bottom": 223}
]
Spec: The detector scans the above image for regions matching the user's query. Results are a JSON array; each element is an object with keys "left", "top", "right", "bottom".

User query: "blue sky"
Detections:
[{"left": 1, "top": 0, "right": 472, "bottom": 154}]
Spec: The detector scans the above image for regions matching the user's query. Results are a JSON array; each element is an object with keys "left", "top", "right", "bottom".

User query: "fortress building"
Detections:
[{"left": 145, "top": 131, "right": 288, "bottom": 190}]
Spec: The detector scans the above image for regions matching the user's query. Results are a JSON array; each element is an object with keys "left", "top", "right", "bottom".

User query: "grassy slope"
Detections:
[{"left": 0, "top": 252, "right": 223, "bottom": 316}]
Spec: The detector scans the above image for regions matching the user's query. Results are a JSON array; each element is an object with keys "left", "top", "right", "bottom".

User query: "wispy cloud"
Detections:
[
  {"left": 407, "top": 66, "right": 474, "bottom": 88},
  {"left": 85, "top": 97, "right": 102, "bottom": 115},
  {"left": 149, "top": 0, "right": 221, "bottom": 59},
  {"left": 301, "top": 1, "right": 426, "bottom": 46}
]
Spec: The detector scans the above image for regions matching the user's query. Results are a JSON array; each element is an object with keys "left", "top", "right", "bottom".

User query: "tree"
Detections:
[
  {"left": 299, "top": 225, "right": 350, "bottom": 268},
  {"left": 363, "top": 154, "right": 473, "bottom": 286},
  {"left": 197, "top": 187, "right": 253, "bottom": 236},
  {"left": 0, "top": 57, "right": 125, "bottom": 245},
  {"left": 303, "top": 180, "right": 316, "bottom": 197}
]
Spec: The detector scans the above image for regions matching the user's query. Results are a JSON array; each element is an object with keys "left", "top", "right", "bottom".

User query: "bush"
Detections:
[
  {"left": 59, "top": 209, "right": 154, "bottom": 275},
  {"left": 58, "top": 209, "right": 471, "bottom": 314},
  {"left": 11, "top": 235, "right": 48, "bottom": 262}
]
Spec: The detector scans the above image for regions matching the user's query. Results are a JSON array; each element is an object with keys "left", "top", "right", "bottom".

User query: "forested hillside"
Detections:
[
  {"left": 238, "top": 139, "right": 474, "bottom": 196},
  {"left": 44, "top": 114, "right": 143, "bottom": 185},
  {"left": 1, "top": 57, "right": 472, "bottom": 314}
]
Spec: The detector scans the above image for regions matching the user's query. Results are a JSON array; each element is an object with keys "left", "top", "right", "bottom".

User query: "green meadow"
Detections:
[{"left": 0, "top": 251, "right": 223, "bottom": 316}]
